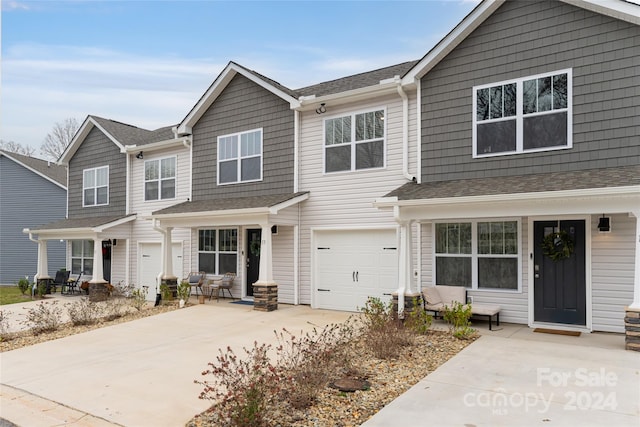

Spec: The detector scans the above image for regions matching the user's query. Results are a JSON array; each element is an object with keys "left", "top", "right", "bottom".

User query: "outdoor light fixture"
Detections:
[
  {"left": 136, "top": 151, "right": 144, "bottom": 159},
  {"left": 315, "top": 103, "right": 326, "bottom": 114},
  {"left": 597, "top": 214, "right": 610, "bottom": 233}
]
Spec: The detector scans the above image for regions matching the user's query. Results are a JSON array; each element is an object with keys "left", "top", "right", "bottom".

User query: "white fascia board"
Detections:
[
  {"left": 402, "top": 0, "right": 504, "bottom": 84},
  {"left": 296, "top": 80, "right": 402, "bottom": 112},
  {"left": 178, "top": 63, "right": 299, "bottom": 134},
  {"left": 268, "top": 193, "right": 309, "bottom": 214},
  {"left": 123, "top": 136, "right": 191, "bottom": 154},
  {"left": 59, "top": 117, "right": 125, "bottom": 165},
  {"left": 58, "top": 116, "right": 94, "bottom": 165},
  {"left": 561, "top": 0, "right": 640, "bottom": 25},
  {"left": 149, "top": 211, "right": 269, "bottom": 228},
  {"left": 149, "top": 207, "right": 270, "bottom": 222},
  {"left": 2, "top": 153, "right": 66, "bottom": 190}
]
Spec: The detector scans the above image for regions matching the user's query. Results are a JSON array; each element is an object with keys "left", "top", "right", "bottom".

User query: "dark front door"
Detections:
[
  {"left": 102, "top": 240, "right": 112, "bottom": 283},
  {"left": 246, "top": 229, "right": 262, "bottom": 297},
  {"left": 533, "top": 220, "right": 586, "bottom": 325}
]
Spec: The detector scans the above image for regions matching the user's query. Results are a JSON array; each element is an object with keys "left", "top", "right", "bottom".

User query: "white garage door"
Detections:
[
  {"left": 314, "top": 229, "right": 398, "bottom": 311},
  {"left": 139, "top": 243, "right": 183, "bottom": 301}
]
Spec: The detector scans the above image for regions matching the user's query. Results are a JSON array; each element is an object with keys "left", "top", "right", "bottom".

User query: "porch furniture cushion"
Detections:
[
  {"left": 184, "top": 271, "right": 205, "bottom": 297},
  {"left": 421, "top": 285, "right": 501, "bottom": 330},
  {"left": 51, "top": 270, "right": 71, "bottom": 294}
]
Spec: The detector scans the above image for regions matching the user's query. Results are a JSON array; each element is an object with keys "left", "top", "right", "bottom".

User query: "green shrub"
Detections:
[
  {"left": 17, "top": 278, "right": 30, "bottom": 295},
  {"left": 177, "top": 281, "right": 190, "bottom": 301},
  {"left": 130, "top": 287, "right": 148, "bottom": 311},
  {"left": 160, "top": 283, "right": 173, "bottom": 303},
  {"left": 443, "top": 301, "right": 475, "bottom": 339},
  {"left": 404, "top": 306, "right": 433, "bottom": 335}
]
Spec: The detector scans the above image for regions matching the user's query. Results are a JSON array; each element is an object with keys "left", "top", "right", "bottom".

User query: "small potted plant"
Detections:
[{"left": 177, "top": 281, "right": 190, "bottom": 308}]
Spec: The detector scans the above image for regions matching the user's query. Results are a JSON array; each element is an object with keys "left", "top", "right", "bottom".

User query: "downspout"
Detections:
[
  {"left": 393, "top": 206, "right": 406, "bottom": 316},
  {"left": 294, "top": 110, "right": 300, "bottom": 305},
  {"left": 293, "top": 110, "right": 299, "bottom": 193},
  {"left": 125, "top": 151, "right": 131, "bottom": 214},
  {"left": 416, "top": 78, "right": 422, "bottom": 183},
  {"left": 396, "top": 79, "right": 413, "bottom": 182}
]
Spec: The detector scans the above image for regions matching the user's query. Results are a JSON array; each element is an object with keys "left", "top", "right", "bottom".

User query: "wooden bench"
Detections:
[{"left": 421, "top": 285, "right": 501, "bottom": 330}]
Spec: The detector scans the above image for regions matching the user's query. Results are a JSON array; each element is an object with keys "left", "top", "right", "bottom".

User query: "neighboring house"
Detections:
[
  {"left": 22, "top": 116, "right": 184, "bottom": 295},
  {"left": 376, "top": 0, "right": 640, "bottom": 333},
  {"left": 0, "top": 150, "right": 67, "bottom": 284}
]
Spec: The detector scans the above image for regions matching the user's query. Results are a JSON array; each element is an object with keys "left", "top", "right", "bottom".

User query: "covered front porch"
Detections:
[
  {"left": 149, "top": 192, "right": 308, "bottom": 310},
  {"left": 23, "top": 215, "right": 136, "bottom": 288},
  {"left": 376, "top": 167, "right": 640, "bottom": 339}
]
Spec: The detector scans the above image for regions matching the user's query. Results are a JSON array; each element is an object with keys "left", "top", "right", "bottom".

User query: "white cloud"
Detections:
[{"left": 1, "top": 1, "right": 30, "bottom": 12}]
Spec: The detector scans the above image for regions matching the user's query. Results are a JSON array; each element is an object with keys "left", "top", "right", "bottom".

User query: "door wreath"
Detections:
[{"left": 542, "top": 230, "right": 574, "bottom": 261}]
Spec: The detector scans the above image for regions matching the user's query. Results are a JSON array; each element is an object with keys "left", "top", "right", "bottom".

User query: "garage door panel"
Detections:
[{"left": 314, "top": 229, "right": 398, "bottom": 311}]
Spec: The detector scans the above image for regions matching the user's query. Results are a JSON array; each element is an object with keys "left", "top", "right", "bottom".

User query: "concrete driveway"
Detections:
[
  {"left": 2, "top": 301, "right": 639, "bottom": 427},
  {"left": 0, "top": 302, "right": 351, "bottom": 426}
]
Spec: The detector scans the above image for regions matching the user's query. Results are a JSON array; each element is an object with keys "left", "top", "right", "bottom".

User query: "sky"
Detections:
[{"left": 1, "top": 0, "right": 479, "bottom": 154}]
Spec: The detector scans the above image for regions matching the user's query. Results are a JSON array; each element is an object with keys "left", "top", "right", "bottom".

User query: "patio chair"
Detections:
[
  {"left": 184, "top": 271, "right": 206, "bottom": 297},
  {"left": 64, "top": 271, "right": 84, "bottom": 295},
  {"left": 209, "top": 272, "right": 236, "bottom": 301},
  {"left": 50, "top": 270, "right": 70, "bottom": 294}
]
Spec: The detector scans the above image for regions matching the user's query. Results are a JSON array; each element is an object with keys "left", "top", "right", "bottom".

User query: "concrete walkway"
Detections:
[
  {"left": 1, "top": 300, "right": 638, "bottom": 427},
  {"left": 363, "top": 323, "right": 640, "bottom": 427}
]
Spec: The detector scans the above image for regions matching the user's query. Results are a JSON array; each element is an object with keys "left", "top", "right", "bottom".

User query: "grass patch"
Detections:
[{"left": 0, "top": 286, "right": 33, "bottom": 305}]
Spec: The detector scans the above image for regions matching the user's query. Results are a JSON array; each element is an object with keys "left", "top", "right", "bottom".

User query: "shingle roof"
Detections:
[
  {"left": 30, "top": 215, "right": 135, "bottom": 231},
  {"left": 153, "top": 192, "right": 309, "bottom": 216},
  {"left": 295, "top": 60, "right": 419, "bottom": 98},
  {"left": 0, "top": 149, "right": 67, "bottom": 187},
  {"left": 385, "top": 165, "right": 640, "bottom": 201},
  {"left": 90, "top": 116, "right": 176, "bottom": 146}
]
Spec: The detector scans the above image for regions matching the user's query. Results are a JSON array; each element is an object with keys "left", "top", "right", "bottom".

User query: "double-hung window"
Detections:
[
  {"left": 217, "top": 129, "right": 262, "bottom": 185},
  {"left": 198, "top": 229, "right": 238, "bottom": 275},
  {"left": 71, "top": 240, "right": 94, "bottom": 275},
  {"left": 145, "top": 157, "right": 176, "bottom": 201},
  {"left": 473, "top": 69, "right": 571, "bottom": 157},
  {"left": 83, "top": 166, "right": 108, "bottom": 206},
  {"left": 435, "top": 220, "right": 520, "bottom": 291},
  {"left": 324, "top": 109, "right": 385, "bottom": 173}
]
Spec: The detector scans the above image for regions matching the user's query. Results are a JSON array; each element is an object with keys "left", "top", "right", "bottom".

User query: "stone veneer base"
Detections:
[
  {"left": 624, "top": 306, "right": 640, "bottom": 352},
  {"left": 254, "top": 282, "right": 278, "bottom": 312}
]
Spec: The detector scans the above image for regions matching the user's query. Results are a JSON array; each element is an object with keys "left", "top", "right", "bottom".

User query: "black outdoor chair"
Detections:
[{"left": 50, "top": 270, "right": 70, "bottom": 294}]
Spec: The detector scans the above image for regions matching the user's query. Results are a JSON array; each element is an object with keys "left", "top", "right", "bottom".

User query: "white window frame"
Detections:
[
  {"left": 433, "top": 219, "right": 522, "bottom": 293},
  {"left": 197, "top": 228, "right": 239, "bottom": 275},
  {"left": 82, "top": 166, "right": 109, "bottom": 207},
  {"left": 217, "top": 128, "right": 263, "bottom": 185},
  {"left": 323, "top": 107, "right": 387, "bottom": 174},
  {"left": 144, "top": 156, "right": 177, "bottom": 201},
  {"left": 71, "top": 240, "right": 94, "bottom": 275},
  {"left": 472, "top": 69, "right": 572, "bottom": 158}
]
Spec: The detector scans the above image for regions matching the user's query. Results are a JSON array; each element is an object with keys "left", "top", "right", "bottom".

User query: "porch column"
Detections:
[
  {"left": 394, "top": 220, "right": 419, "bottom": 317},
  {"left": 257, "top": 223, "right": 273, "bottom": 282},
  {"left": 629, "top": 211, "right": 640, "bottom": 309},
  {"left": 254, "top": 223, "right": 277, "bottom": 312},
  {"left": 162, "top": 226, "right": 176, "bottom": 280},
  {"left": 90, "top": 236, "right": 106, "bottom": 284},
  {"left": 35, "top": 240, "right": 50, "bottom": 280}
]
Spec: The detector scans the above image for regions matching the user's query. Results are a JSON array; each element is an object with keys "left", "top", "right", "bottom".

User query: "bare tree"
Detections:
[
  {"left": 40, "top": 118, "right": 80, "bottom": 161},
  {"left": 0, "top": 139, "right": 36, "bottom": 156}
]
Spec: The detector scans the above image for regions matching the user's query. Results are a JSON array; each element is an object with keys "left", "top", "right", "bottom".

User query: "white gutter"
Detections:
[
  {"left": 123, "top": 136, "right": 191, "bottom": 154},
  {"left": 395, "top": 78, "right": 413, "bottom": 181}
]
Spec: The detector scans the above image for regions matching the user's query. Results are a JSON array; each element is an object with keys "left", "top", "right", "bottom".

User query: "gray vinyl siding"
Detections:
[
  {"left": 67, "top": 127, "right": 127, "bottom": 218},
  {"left": 420, "top": 0, "right": 640, "bottom": 182},
  {"left": 191, "top": 74, "right": 294, "bottom": 200},
  {"left": 0, "top": 156, "right": 66, "bottom": 283}
]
